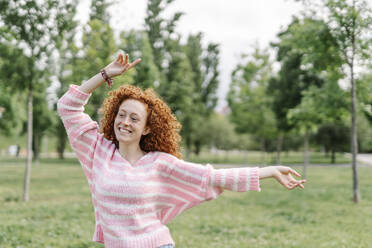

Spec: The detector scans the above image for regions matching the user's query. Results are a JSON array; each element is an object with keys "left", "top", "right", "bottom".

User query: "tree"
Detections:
[
  {"left": 144, "top": 0, "right": 221, "bottom": 157},
  {"left": 269, "top": 17, "right": 333, "bottom": 164},
  {"left": 313, "top": 123, "right": 350, "bottom": 163},
  {"left": 144, "top": 0, "right": 184, "bottom": 72},
  {"left": 31, "top": 86, "right": 55, "bottom": 163},
  {"left": 185, "top": 33, "right": 220, "bottom": 155},
  {"left": 0, "top": 0, "right": 77, "bottom": 201},
  {"left": 228, "top": 45, "right": 277, "bottom": 165},
  {"left": 53, "top": 7, "right": 79, "bottom": 160},
  {"left": 0, "top": 45, "right": 27, "bottom": 137},
  {"left": 90, "top": 0, "right": 113, "bottom": 24},
  {"left": 278, "top": 17, "right": 345, "bottom": 177},
  {"left": 357, "top": 71, "right": 372, "bottom": 125},
  {"left": 288, "top": 80, "right": 349, "bottom": 175},
  {"left": 356, "top": 71, "right": 372, "bottom": 152},
  {"left": 160, "top": 37, "right": 195, "bottom": 156},
  {"left": 144, "top": 0, "right": 198, "bottom": 157},
  {"left": 287, "top": 89, "right": 322, "bottom": 178},
  {"left": 322, "top": 0, "right": 372, "bottom": 203}
]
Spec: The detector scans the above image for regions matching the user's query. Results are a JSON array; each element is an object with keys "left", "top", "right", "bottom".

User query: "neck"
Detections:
[{"left": 118, "top": 142, "right": 145, "bottom": 162}]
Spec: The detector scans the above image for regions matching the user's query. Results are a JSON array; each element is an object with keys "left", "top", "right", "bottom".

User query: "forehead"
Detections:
[{"left": 118, "top": 99, "right": 148, "bottom": 117}]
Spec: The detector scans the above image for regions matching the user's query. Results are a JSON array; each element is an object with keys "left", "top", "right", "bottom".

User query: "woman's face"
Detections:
[{"left": 114, "top": 99, "right": 150, "bottom": 146}]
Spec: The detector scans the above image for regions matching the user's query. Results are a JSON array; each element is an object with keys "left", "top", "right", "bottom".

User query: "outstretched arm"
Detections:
[
  {"left": 259, "top": 166, "right": 306, "bottom": 190},
  {"left": 77, "top": 53, "right": 141, "bottom": 94}
]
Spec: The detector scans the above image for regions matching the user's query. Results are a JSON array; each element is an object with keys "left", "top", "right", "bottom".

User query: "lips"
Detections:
[{"left": 118, "top": 126, "right": 132, "bottom": 134}]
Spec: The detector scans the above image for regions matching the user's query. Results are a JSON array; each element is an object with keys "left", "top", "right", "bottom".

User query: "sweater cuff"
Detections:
[
  {"left": 69, "top": 84, "right": 92, "bottom": 102},
  {"left": 249, "top": 167, "right": 261, "bottom": 192}
]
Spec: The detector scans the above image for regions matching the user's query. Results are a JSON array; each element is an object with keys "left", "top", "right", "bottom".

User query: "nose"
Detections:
[{"left": 123, "top": 116, "right": 131, "bottom": 126}]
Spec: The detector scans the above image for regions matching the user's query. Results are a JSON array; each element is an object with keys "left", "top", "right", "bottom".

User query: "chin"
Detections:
[{"left": 115, "top": 134, "right": 138, "bottom": 145}]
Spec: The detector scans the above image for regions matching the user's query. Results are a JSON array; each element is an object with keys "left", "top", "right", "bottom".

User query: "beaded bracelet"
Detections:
[{"left": 100, "top": 69, "right": 113, "bottom": 88}]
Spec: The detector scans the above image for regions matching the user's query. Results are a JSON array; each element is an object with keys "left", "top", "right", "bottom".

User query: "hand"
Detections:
[
  {"left": 258, "top": 166, "right": 306, "bottom": 190},
  {"left": 104, "top": 53, "right": 141, "bottom": 78}
]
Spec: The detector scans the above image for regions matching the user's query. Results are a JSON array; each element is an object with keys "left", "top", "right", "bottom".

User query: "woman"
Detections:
[{"left": 57, "top": 53, "right": 306, "bottom": 248}]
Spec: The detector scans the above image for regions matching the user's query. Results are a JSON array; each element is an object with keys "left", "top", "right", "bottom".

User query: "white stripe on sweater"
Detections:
[
  {"left": 233, "top": 169, "right": 239, "bottom": 191},
  {"left": 94, "top": 195, "right": 175, "bottom": 211},
  {"left": 95, "top": 184, "right": 190, "bottom": 203},
  {"left": 99, "top": 217, "right": 161, "bottom": 231},
  {"left": 64, "top": 93, "right": 87, "bottom": 105},
  {"left": 246, "top": 169, "right": 251, "bottom": 191},
  {"left": 94, "top": 176, "right": 203, "bottom": 202},
  {"left": 57, "top": 101, "right": 84, "bottom": 111},
  {"left": 157, "top": 159, "right": 203, "bottom": 181},
  {"left": 101, "top": 224, "right": 169, "bottom": 240},
  {"left": 98, "top": 207, "right": 161, "bottom": 220}
]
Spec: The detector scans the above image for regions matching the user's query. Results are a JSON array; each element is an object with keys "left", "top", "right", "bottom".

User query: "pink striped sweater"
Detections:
[{"left": 57, "top": 84, "right": 261, "bottom": 248}]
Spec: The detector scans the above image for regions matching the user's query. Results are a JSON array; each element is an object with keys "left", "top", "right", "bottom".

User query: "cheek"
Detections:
[{"left": 135, "top": 122, "right": 147, "bottom": 133}]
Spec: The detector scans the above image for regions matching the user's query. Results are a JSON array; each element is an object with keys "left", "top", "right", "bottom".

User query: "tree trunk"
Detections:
[
  {"left": 303, "top": 128, "right": 309, "bottom": 179},
  {"left": 331, "top": 149, "right": 335, "bottom": 164},
  {"left": 32, "top": 131, "right": 40, "bottom": 165},
  {"left": 276, "top": 130, "right": 283, "bottom": 165},
  {"left": 350, "top": 50, "right": 360, "bottom": 203},
  {"left": 260, "top": 137, "right": 266, "bottom": 165},
  {"left": 23, "top": 84, "right": 33, "bottom": 202},
  {"left": 350, "top": 1, "right": 360, "bottom": 203},
  {"left": 57, "top": 121, "right": 67, "bottom": 159},
  {"left": 194, "top": 140, "right": 201, "bottom": 156}
]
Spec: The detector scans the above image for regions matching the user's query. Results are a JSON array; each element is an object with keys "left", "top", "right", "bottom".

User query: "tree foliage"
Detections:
[{"left": 228, "top": 45, "right": 277, "bottom": 156}]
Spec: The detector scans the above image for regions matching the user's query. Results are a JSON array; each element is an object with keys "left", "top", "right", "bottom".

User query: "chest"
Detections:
[{"left": 93, "top": 157, "right": 163, "bottom": 197}]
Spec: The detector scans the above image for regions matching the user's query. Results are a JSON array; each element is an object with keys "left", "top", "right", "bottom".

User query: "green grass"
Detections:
[{"left": 1, "top": 158, "right": 371, "bottom": 248}]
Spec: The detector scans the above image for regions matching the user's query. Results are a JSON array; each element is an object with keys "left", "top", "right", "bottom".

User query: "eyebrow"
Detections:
[{"left": 118, "top": 109, "right": 141, "bottom": 118}]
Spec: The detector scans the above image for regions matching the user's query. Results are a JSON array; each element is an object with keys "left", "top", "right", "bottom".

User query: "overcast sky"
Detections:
[{"left": 77, "top": 0, "right": 306, "bottom": 109}]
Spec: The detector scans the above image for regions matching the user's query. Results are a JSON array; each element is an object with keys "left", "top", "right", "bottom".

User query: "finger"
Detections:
[
  {"left": 289, "top": 168, "right": 301, "bottom": 177},
  {"left": 124, "top": 54, "right": 129, "bottom": 64},
  {"left": 128, "top": 58, "right": 142, "bottom": 69},
  {"left": 289, "top": 180, "right": 299, "bottom": 185},
  {"left": 116, "top": 53, "right": 121, "bottom": 62},
  {"left": 119, "top": 53, "right": 124, "bottom": 64}
]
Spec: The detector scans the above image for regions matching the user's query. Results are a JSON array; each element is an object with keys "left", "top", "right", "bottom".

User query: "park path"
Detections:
[{"left": 357, "top": 153, "right": 372, "bottom": 166}]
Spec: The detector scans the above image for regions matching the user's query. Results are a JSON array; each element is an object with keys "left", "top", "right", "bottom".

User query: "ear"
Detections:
[{"left": 142, "top": 126, "right": 151, "bottom": 136}]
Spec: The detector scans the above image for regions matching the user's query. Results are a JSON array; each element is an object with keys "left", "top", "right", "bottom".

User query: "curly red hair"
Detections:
[{"left": 99, "top": 84, "right": 182, "bottom": 159}]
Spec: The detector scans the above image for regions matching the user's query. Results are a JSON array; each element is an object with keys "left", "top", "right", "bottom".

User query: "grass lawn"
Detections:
[{"left": 0, "top": 158, "right": 371, "bottom": 248}]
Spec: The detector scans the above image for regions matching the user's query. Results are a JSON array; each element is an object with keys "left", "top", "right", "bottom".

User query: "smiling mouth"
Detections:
[{"left": 118, "top": 127, "right": 132, "bottom": 134}]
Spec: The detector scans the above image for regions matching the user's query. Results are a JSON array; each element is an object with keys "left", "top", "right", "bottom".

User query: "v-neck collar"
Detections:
[{"left": 115, "top": 149, "right": 153, "bottom": 167}]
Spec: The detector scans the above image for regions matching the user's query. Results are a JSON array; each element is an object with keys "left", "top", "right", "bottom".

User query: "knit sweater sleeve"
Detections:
[
  {"left": 57, "top": 84, "right": 101, "bottom": 176},
  {"left": 158, "top": 153, "right": 260, "bottom": 224}
]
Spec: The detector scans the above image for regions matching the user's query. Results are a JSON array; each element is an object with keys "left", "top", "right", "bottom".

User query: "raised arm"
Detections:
[
  {"left": 77, "top": 53, "right": 141, "bottom": 94},
  {"left": 57, "top": 52, "right": 141, "bottom": 174}
]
